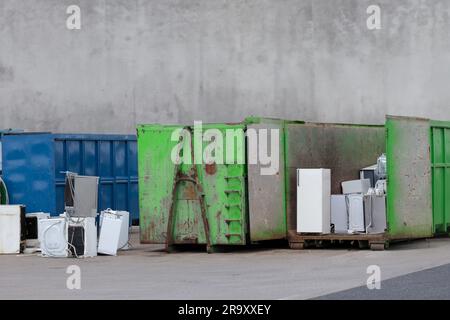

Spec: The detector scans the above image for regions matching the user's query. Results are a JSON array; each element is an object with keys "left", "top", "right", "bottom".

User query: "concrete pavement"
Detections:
[{"left": 1, "top": 230, "right": 450, "bottom": 299}]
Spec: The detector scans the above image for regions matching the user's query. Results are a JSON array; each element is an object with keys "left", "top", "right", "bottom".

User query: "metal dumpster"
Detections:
[
  {"left": 430, "top": 120, "right": 450, "bottom": 234},
  {"left": 137, "top": 119, "right": 292, "bottom": 251},
  {"left": 287, "top": 115, "right": 433, "bottom": 250},
  {"left": 1, "top": 133, "right": 139, "bottom": 223}
]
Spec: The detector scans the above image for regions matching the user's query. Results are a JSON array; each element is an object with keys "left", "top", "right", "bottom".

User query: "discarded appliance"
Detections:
[
  {"left": 67, "top": 217, "right": 97, "bottom": 258},
  {"left": 98, "top": 211, "right": 123, "bottom": 256},
  {"left": 342, "top": 179, "right": 370, "bottom": 195},
  {"left": 297, "top": 169, "right": 331, "bottom": 234},
  {"left": 360, "top": 164, "right": 378, "bottom": 188},
  {"left": 331, "top": 195, "right": 348, "bottom": 233},
  {"left": 376, "top": 153, "right": 387, "bottom": 179},
  {"left": 38, "top": 217, "right": 68, "bottom": 258},
  {"left": 100, "top": 209, "right": 130, "bottom": 250},
  {"left": 64, "top": 172, "right": 99, "bottom": 218},
  {"left": 0, "top": 205, "right": 25, "bottom": 254},
  {"left": 347, "top": 194, "right": 368, "bottom": 233},
  {"left": 365, "top": 195, "right": 387, "bottom": 234},
  {"left": 25, "top": 212, "right": 50, "bottom": 249}
]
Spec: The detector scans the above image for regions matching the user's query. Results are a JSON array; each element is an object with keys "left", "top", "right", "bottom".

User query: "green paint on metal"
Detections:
[
  {"left": 430, "top": 121, "right": 450, "bottom": 234},
  {"left": 137, "top": 123, "right": 247, "bottom": 246},
  {"left": 385, "top": 116, "right": 433, "bottom": 238}
]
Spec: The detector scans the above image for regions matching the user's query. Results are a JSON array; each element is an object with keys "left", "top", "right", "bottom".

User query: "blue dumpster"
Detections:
[{"left": 1, "top": 133, "right": 139, "bottom": 223}]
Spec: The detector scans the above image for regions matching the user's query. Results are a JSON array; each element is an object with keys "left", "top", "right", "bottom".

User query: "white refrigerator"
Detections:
[{"left": 297, "top": 169, "right": 331, "bottom": 233}]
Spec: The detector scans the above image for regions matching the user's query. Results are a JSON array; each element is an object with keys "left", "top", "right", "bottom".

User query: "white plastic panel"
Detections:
[
  {"left": 297, "top": 169, "right": 331, "bottom": 233},
  {"left": 98, "top": 212, "right": 122, "bottom": 255},
  {"left": 100, "top": 210, "right": 129, "bottom": 250},
  {"left": 348, "top": 194, "right": 366, "bottom": 232},
  {"left": 331, "top": 195, "right": 348, "bottom": 233},
  {"left": 39, "top": 218, "right": 68, "bottom": 257},
  {"left": 0, "top": 205, "right": 23, "bottom": 254}
]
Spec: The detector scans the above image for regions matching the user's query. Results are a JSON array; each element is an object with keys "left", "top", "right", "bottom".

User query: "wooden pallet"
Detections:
[{"left": 287, "top": 230, "right": 389, "bottom": 251}]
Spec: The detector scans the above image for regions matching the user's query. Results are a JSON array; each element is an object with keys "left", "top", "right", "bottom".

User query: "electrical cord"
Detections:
[
  {"left": 41, "top": 217, "right": 84, "bottom": 258},
  {"left": 41, "top": 220, "right": 68, "bottom": 258}
]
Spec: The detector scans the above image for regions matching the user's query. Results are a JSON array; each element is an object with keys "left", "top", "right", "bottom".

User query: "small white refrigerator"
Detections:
[{"left": 297, "top": 169, "right": 331, "bottom": 233}]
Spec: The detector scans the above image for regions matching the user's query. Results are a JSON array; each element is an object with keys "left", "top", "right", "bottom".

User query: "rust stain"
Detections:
[
  {"left": 183, "top": 184, "right": 197, "bottom": 200},
  {"left": 205, "top": 162, "right": 217, "bottom": 175}
]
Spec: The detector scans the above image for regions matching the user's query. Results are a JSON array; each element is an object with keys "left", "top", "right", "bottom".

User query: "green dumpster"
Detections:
[
  {"left": 286, "top": 115, "right": 433, "bottom": 250},
  {"left": 138, "top": 115, "right": 439, "bottom": 252},
  {"left": 430, "top": 120, "right": 450, "bottom": 234},
  {"left": 137, "top": 119, "right": 293, "bottom": 251}
]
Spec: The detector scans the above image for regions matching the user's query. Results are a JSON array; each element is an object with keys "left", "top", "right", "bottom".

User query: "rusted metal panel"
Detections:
[
  {"left": 386, "top": 116, "right": 433, "bottom": 238},
  {"left": 285, "top": 123, "right": 386, "bottom": 232},
  {"left": 137, "top": 123, "right": 247, "bottom": 247},
  {"left": 247, "top": 122, "right": 287, "bottom": 241}
]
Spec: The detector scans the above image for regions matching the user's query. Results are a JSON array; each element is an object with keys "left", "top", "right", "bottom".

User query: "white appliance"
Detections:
[
  {"left": 98, "top": 212, "right": 123, "bottom": 255},
  {"left": 25, "top": 212, "right": 50, "bottom": 248},
  {"left": 64, "top": 173, "right": 99, "bottom": 218},
  {"left": 67, "top": 217, "right": 98, "bottom": 257},
  {"left": 360, "top": 164, "right": 378, "bottom": 188},
  {"left": 100, "top": 209, "right": 130, "bottom": 250},
  {"left": 331, "top": 195, "right": 348, "bottom": 233},
  {"left": 365, "top": 195, "right": 387, "bottom": 234},
  {"left": 297, "top": 169, "right": 331, "bottom": 233},
  {"left": 347, "top": 194, "right": 368, "bottom": 233},
  {"left": 39, "top": 218, "right": 68, "bottom": 257},
  {"left": 0, "top": 205, "right": 25, "bottom": 254},
  {"left": 342, "top": 179, "right": 370, "bottom": 195}
]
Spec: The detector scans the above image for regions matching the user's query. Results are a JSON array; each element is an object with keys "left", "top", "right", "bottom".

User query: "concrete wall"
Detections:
[{"left": 1, "top": 0, "right": 449, "bottom": 133}]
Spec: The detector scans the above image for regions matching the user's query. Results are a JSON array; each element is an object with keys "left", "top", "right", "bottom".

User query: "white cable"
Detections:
[{"left": 41, "top": 220, "right": 67, "bottom": 258}]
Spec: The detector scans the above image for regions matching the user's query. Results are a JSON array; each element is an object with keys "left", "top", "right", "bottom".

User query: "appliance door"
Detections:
[
  {"left": 331, "top": 195, "right": 348, "bottom": 233},
  {"left": 348, "top": 195, "right": 365, "bottom": 232}
]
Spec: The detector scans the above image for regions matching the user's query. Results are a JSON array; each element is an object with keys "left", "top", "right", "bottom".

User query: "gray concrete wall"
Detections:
[{"left": 0, "top": 0, "right": 449, "bottom": 134}]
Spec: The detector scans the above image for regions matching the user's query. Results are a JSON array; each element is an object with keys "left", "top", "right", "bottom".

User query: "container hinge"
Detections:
[
  {"left": 225, "top": 233, "right": 242, "bottom": 238},
  {"left": 224, "top": 176, "right": 242, "bottom": 180},
  {"left": 225, "top": 204, "right": 242, "bottom": 209},
  {"left": 224, "top": 190, "right": 242, "bottom": 195},
  {"left": 224, "top": 219, "right": 242, "bottom": 223}
]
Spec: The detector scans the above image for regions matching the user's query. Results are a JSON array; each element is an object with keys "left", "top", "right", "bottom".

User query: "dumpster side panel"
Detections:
[
  {"left": 285, "top": 123, "right": 385, "bottom": 232},
  {"left": 247, "top": 122, "right": 287, "bottom": 241},
  {"left": 386, "top": 116, "right": 433, "bottom": 238},
  {"left": 54, "top": 134, "right": 139, "bottom": 221},
  {"left": 2, "top": 134, "right": 56, "bottom": 214},
  {"left": 200, "top": 123, "right": 247, "bottom": 245},
  {"left": 137, "top": 125, "right": 182, "bottom": 243},
  {"left": 137, "top": 124, "right": 247, "bottom": 246},
  {"left": 430, "top": 121, "right": 450, "bottom": 234}
]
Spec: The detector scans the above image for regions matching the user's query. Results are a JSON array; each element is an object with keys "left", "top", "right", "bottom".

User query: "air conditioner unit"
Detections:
[
  {"left": 0, "top": 205, "right": 26, "bottom": 254},
  {"left": 98, "top": 212, "right": 123, "bottom": 256},
  {"left": 64, "top": 173, "right": 99, "bottom": 218},
  {"left": 100, "top": 209, "right": 130, "bottom": 250},
  {"left": 25, "top": 212, "right": 50, "bottom": 248},
  {"left": 67, "top": 217, "right": 97, "bottom": 258},
  {"left": 297, "top": 169, "right": 331, "bottom": 234},
  {"left": 39, "top": 218, "right": 68, "bottom": 258}
]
